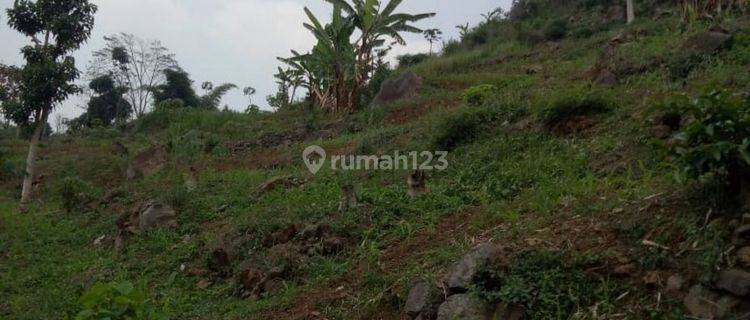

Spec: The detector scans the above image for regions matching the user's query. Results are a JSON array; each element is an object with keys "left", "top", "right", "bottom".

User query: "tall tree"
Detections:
[
  {"left": 6, "top": 0, "right": 97, "bottom": 206},
  {"left": 150, "top": 69, "right": 200, "bottom": 107},
  {"left": 423, "top": 28, "right": 442, "bottom": 55},
  {"left": 626, "top": 0, "right": 635, "bottom": 24},
  {"left": 199, "top": 81, "right": 237, "bottom": 109},
  {"left": 77, "top": 75, "right": 131, "bottom": 127},
  {"left": 0, "top": 64, "right": 21, "bottom": 129},
  {"left": 88, "top": 33, "right": 178, "bottom": 118}
]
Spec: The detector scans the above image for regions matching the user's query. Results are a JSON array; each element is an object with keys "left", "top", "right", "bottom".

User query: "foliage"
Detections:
[
  {"left": 75, "top": 281, "right": 166, "bottom": 320},
  {"left": 87, "top": 33, "right": 178, "bottom": 118},
  {"left": 663, "top": 90, "right": 750, "bottom": 182},
  {"left": 539, "top": 89, "right": 613, "bottom": 129},
  {"left": 543, "top": 19, "right": 568, "bottom": 41},
  {"left": 463, "top": 84, "right": 498, "bottom": 106},
  {"left": 0, "top": 64, "right": 21, "bottom": 125},
  {"left": 151, "top": 69, "right": 200, "bottom": 107},
  {"left": 73, "top": 75, "right": 132, "bottom": 128},
  {"left": 475, "top": 251, "right": 600, "bottom": 319},
  {"left": 155, "top": 98, "right": 185, "bottom": 112},
  {"left": 55, "top": 176, "right": 97, "bottom": 213},
  {"left": 199, "top": 82, "right": 237, "bottom": 109},
  {"left": 432, "top": 107, "right": 501, "bottom": 150},
  {"left": 423, "top": 28, "right": 443, "bottom": 54},
  {"left": 397, "top": 53, "right": 429, "bottom": 67}
]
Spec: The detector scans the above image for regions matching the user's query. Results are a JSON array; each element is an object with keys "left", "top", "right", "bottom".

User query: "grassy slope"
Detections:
[{"left": 2, "top": 4, "right": 750, "bottom": 319}]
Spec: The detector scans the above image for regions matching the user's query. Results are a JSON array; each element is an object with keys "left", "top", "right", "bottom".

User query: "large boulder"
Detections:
[
  {"left": 126, "top": 145, "right": 168, "bottom": 180},
  {"left": 373, "top": 72, "right": 422, "bottom": 105},
  {"left": 405, "top": 281, "right": 444, "bottom": 319},
  {"left": 683, "top": 30, "right": 732, "bottom": 56},
  {"left": 445, "top": 243, "right": 505, "bottom": 293},
  {"left": 138, "top": 201, "right": 177, "bottom": 231},
  {"left": 715, "top": 269, "right": 750, "bottom": 297},
  {"left": 436, "top": 294, "right": 491, "bottom": 320}
]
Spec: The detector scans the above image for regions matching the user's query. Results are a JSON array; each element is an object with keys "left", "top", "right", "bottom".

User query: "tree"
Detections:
[
  {"left": 626, "top": 0, "right": 635, "bottom": 24},
  {"left": 199, "top": 81, "right": 237, "bottom": 109},
  {"left": 481, "top": 7, "right": 505, "bottom": 23},
  {"left": 150, "top": 69, "right": 200, "bottom": 107},
  {"left": 88, "top": 33, "right": 178, "bottom": 118},
  {"left": 76, "top": 75, "right": 131, "bottom": 127},
  {"left": 0, "top": 64, "right": 21, "bottom": 129},
  {"left": 6, "top": 0, "right": 97, "bottom": 206},
  {"left": 423, "top": 28, "right": 442, "bottom": 55}
]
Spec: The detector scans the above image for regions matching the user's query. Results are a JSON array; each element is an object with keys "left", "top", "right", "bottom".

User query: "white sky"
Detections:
[{"left": 0, "top": 0, "right": 511, "bottom": 122}]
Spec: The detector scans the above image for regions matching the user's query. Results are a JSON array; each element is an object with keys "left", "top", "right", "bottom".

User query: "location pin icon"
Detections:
[{"left": 303, "top": 145, "right": 326, "bottom": 175}]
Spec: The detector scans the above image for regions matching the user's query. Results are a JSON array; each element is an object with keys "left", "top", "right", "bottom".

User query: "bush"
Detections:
[
  {"left": 55, "top": 176, "right": 97, "bottom": 213},
  {"left": 432, "top": 108, "right": 499, "bottom": 150},
  {"left": 663, "top": 90, "right": 750, "bottom": 186},
  {"left": 75, "top": 281, "right": 166, "bottom": 320},
  {"left": 543, "top": 19, "right": 568, "bottom": 41},
  {"left": 156, "top": 98, "right": 185, "bottom": 112},
  {"left": 463, "top": 84, "right": 498, "bottom": 107},
  {"left": 475, "top": 251, "right": 600, "bottom": 319},
  {"left": 539, "top": 89, "right": 613, "bottom": 129},
  {"left": 397, "top": 53, "right": 429, "bottom": 67},
  {"left": 667, "top": 52, "right": 703, "bottom": 79}
]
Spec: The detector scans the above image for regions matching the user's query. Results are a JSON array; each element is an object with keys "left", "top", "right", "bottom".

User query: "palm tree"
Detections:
[{"left": 199, "top": 82, "right": 237, "bottom": 109}]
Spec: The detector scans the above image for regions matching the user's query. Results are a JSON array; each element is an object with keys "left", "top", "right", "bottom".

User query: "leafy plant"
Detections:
[
  {"left": 397, "top": 53, "right": 429, "bottom": 67},
  {"left": 543, "top": 19, "right": 568, "bottom": 41},
  {"left": 55, "top": 176, "right": 97, "bottom": 213},
  {"left": 664, "top": 90, "right": 750, "bottom": 191},
  {"left": 539, "top": 89, "right": 613, "bottom": 130},
  {"left": 75, "top": 281, "right": 166, "bottom": 320},
  {"left": 432, "top": 108, "right": 499, "bottom": 150},
  {"left": 463, "top": 84, "right": 498, "bottom": 107}
]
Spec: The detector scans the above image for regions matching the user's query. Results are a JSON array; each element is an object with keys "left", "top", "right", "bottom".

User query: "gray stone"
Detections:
[
  {"left": 683, "top": 31, "right": 732, "bottom": 56},
  {"left": 737, "top": 247, "right": 750, "bottom": 268},
  {"left": 715, "top": 269, "right": 750, "bottom": 297},
  {"left": 138, "top": 201, "right": 177, "bottom": 231},
  {"left": 445, "top": 243, "right": 503, "bottom": 293},
  {"left": 492, "top": 302, "right": 526, "bottom": 320},
  {"left": 373, "top": 72, "right": 422, "bottom": 105},
  {"left": 436, "top": 294, "right": 490, "bottom": 320},
  {"left": 684, "top": 285, "right": 740, "bottom": 319},
  {"left": 127, "top": 145, "right": 168, "bottom": 180},
  {"left": 594, "top": 69, "right": 618, "bottom": 87},
  {"left": 405, "top": 281, "right": 444, "bottom": 319}
]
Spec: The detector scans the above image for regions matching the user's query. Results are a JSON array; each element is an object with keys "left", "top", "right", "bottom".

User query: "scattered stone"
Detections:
[
  {"left": 715, "top": 269, "right": 750, "bottom": 297},
  {"left": 197, "top": 279, "right": 212, "bottom": 289},
  {"left": 653, "top": 124, "right": 673, "bottom": 139},
  {"left": 185, "top": 166, "right": 198, "bottom": 192},
  {"left": 338, "top": 183, "right": 359, "bottom": 212},
  {"left": 733, "top": 225, "right": 750, "bottom": 245},
  {"left": 263, "top": 224, "right": 298, "bottom": 247},
  {"left": 643, "top": 271, "right": 663, "bottom": 288},
  {"left": 93, "top": 235, "right": 106, "bottom": 246},
  {"left": 320, "top": 236, "right": 345, "bottom": 256},
  {"left": 238, "top": 266, "right": 266, "bottom": 297},
  {"left": 665, "top": 274, "right": 683, "bottom": 293},
  {"left": 262, "top": 278, "right": 286, "bottom": 296},
  {"left": 613, "top": 263, "right": 636, "bottom": 277},
  {"left": 258, "top": 176, "right": 304, "bottom": 193},
  {"left": 683, "top": 30, "right": 733, "bottom": 56},
  {"left": 436, "top": 294, "right": 490, "bottom": 320},
  {"left": 594, "top": 69, "right": 618, "bottom": 87},
  {"left": 138, "top": 201, "right": 177, "bottom": 231},
  {"left": 407, "top": 170, "right": 427, "bottom": 198},
  {"left": 405, "top": 281, "right": 444, "bottom": 319},
  {"left": 373, "top": 72, "right": 423, "bottom": 105},
  {"left": 492, "top": 302, "right": 526, "bottom": 320},
  {"left": 737, "top": 247, "right": 750, "bottom": 268},
  {"left": 207, "top": 247, "right": 232, "bottom": 277},
  {"left": 300, "top": 223, "right": 333, "bottom": 240},
  {"left": 525, "top": 64, "right": 543, "bottom": 75},
  {"left": 684, "top": 285, "right": 740, "bottom": 319},
  {"left": 126, "top": 145, "right": 168, "bottom": 180},
  {"left": 445, "top": 243, "right": 505, "bottom": 294}
]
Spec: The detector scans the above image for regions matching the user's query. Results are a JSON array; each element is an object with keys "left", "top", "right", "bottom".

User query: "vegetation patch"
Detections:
[{"left": 539, "top": 88, "right": 614, "bottom": 133}]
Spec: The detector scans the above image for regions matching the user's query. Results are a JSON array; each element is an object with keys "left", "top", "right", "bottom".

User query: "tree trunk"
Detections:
[
  {"left": 626, "top": 0, "right": 635, "bottom": 24},
  {"left": 20, "top": 108, "right": 49, "bottom": 207}
]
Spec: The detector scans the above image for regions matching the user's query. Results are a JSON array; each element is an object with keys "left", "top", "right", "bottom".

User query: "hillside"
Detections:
[{"left": 3, "top": 0, "right": 750, "bottom": 319}]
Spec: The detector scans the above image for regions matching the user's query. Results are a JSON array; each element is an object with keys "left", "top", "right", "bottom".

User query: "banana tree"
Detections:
[{"left": 324, "top": 0, "right": 435, "bottom": 84}]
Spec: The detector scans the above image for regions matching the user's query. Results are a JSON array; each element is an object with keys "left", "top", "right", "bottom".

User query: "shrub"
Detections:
[
  {"left": 667, "top": 52, "right": 703, "bottom": 79},
  {"left": 75, "top": 281, "right": 166, "bottom": 320},
  {"left": 463, "top": 84, "right": 498, "bottom": 107},
  {"left": 543, "top": 19, "right": 568, "bottom": 41},
  {"left": 539, "top": 89, "right": 613, "bottom": 129},
  {"left": 663, "top": 90, "right": 750, "bottom": 192},
  {"left": 55, "top": 176, "right": 97, "bottom": 213},
  {"left": 474, "top": 251, "right": 599, "bottom": 319},
  {"left": 397, "top": 53, "right": 429, "bottom": 67},
  {"left": 155, "top": 98, "right": 185, "bottom": 112},
  {"left": 432, "top": 108, "right": 499, "bottom": 150}
]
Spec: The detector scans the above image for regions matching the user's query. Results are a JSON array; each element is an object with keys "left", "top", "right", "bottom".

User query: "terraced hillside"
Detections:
[{"left": 3, "top": 0, "right": 750, "bottom": 319}]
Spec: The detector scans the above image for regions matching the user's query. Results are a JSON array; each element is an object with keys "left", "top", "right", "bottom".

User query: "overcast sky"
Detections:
[{"left": 0, "top": 0, "right": 511, "bottom": 123}]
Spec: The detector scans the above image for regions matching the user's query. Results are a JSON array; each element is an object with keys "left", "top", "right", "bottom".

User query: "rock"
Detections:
[
  {"left": 112, "top": 141, "right": 129, "bottom": 158},
  {"left": 525, "top": 64, "right": 543, "bottom": 75},
  {"left": 405, "top": 281, "right": 444, "bottom": 319},
  {"left": 138, "top": 201, "right": 177, "bottom": 231},
  {"left": 320, "top": 236, "right": 345, "bottom": 256},
  {"left": 407, "top": 170, "right": 427, "bottom": 198},
  {"left": 185, "top": 166, "right": 198, "bottom": 192},
  {"left": 715, "top": 269, "right": 750, "bottom": 297},
  {"left": 613, "top": 263, "right": 636, "bottom": 277},
  {"left": 263, "top": 224, "right": 298, "bottom": 247},
  {"left": 258, "top": 176, "right": 303, "bottom": 193},
  {"left": 300, "top": 223, "right": 333, "bottom": 240},
  {"left": 207, "top": 247, "right": 231, "bottom": 277},
  {"left": 373, "top": 72, "right": 422, "bottom": 105},
  {"left": 445, "top": 243, "right": 505, "bottom": 294},
  {"left": 238, "top": 267, "right": 266, "bottom": 295},
  {"left": 683, "top": 30, "right": 732, "bottom": 56},
  {"left": 126, "top": 145, "right": 168, "bottom": 180},
  {"left": 436, "top": 294, "right": 490, "bottom": 320},
  {"left": 262, "top": 278, "right": 286, "bottom": 296},
  {"left": 684, "top": 285, "right": 740, "bottom": 319},
  {"left": 594, "top": 69, "right": 618, "bottom": 87},
  {"left": 196, "top": 279, "right": 212, "bottom": 289},
  {"left": 737, "top": 247, "right": 750, "bottom": 268},
  {"left": 643, "top": 271, "right": 663, "bottom": 288},
  {"left": 653, "top": 124, "right": 673, "bottom": 139},
  {"left": 733, "top": 225, "right": 750, "bottom": 245},
  {"left": 665, "top": 274, "right": 683, "bottom": 293},
  {"left": 492, "top": 302, "right": 526, "bottom": 320}
]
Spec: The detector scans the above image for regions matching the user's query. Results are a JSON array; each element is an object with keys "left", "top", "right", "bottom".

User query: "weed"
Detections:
[
  {"left": 539, "top": 88, "right": 613, "bottom": 130},
  {"left": 75, "top": 281, "right": 166, "bottom": 320},
  {"left": 55, "top": 176, "right": 98, "bottom": 213},
  {"left": 463, "top": 84, "right": 498, "bottom": 107}
]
